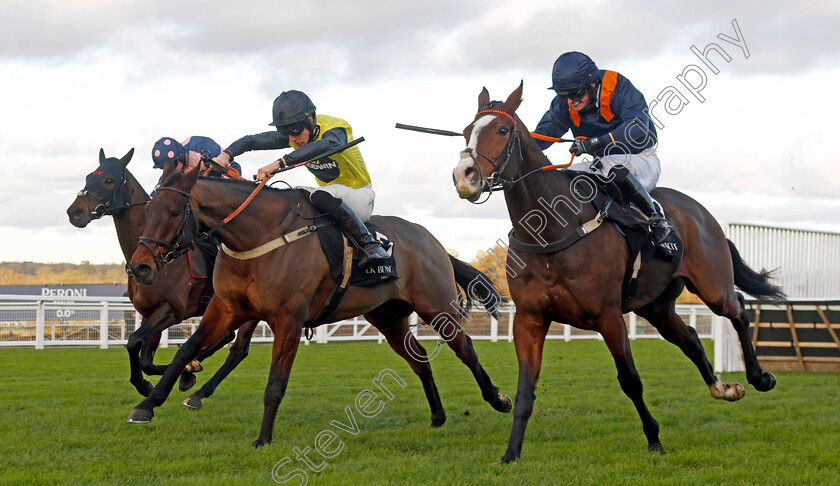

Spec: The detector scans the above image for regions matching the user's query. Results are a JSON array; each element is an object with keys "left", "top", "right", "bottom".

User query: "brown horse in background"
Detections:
[
  {"left": 451, "top": 83, "right": 785, "bottom": 462},
  {"left": 125, "top": 163, "right": 511, "bottom": 446},
  {"left": 66, "top": 149, "right": 258, "bottom": 399}
]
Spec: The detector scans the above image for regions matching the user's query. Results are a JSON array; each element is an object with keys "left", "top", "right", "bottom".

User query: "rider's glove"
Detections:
[{"left": 569, "top": 137, "right": 602, "bottom": 157}]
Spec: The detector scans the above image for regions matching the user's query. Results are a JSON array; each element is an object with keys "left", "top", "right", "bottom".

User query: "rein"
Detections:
[{"left": 139, "top": 177, "right": 291, "bottom": 267}]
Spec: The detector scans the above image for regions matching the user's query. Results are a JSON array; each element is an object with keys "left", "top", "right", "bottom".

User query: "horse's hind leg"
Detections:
[
  {"left": 599, "top": 309, "right": 663, "bottom": 454},
  {"left": 419, "top": 310, "right": 511, "bottom": 413},
  {"left": 367, "top": 312, "right": 447, "bottom": 427},
  {"left": 729, "top": 292, "right": 775, "bottom": 392},
  {"left": 684, "top": 277, "right": 775, "bottom": 392},
  {"left": 183, "top": 319, "right": 259, "bottom": 409},
  {"left": 636, "top": 279, "right": 744, "bottom": 401}
]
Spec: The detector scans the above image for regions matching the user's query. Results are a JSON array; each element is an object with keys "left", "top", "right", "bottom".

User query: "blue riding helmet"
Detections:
[
  {"left": 548, "top": 51, "right": 600, "bottom": 92},
  {"left": 151, "top": 137, "right": 187, "bottom": 169}
]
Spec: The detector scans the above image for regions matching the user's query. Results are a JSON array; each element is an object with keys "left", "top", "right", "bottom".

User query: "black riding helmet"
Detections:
[{"left": 269, "top": 90, "right": 317, "bottom": 132}]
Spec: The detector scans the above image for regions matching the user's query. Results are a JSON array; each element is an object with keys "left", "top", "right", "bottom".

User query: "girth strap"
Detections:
[
  {"left": 304, "top": 236, "right": 355, "bottom": 339},
  {"left": 508, "top": 200, "right": 612, "bottom": 254}
]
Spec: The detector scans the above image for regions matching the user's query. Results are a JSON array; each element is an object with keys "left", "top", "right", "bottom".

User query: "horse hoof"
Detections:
[
  {"left": 499, "top": 453, "right": 519, "bottom": 464},
  {"left": 127, "top": 408, "right": 154, "bottom": 424},
  {"left": 253, "top": 438, "right": 271, "bottom": 448},
  {"left": 431, "top": 415, "right": 446, "bottom": 428},
  {"left": 710, "top": 376, "right": 746, "bottom": 401},
  {"left": 757, "top": 372, "right": 776, "bottom": 392},
  {"left": 648, "top": 442, "right": 666, "bottom": 455},
  {"left": 713, "top": 382, "right": 746, "bottom": 401},
  {"left": 497, "top": 394, "right": 512, "bottom": 413},
  {"left": 182, "top": 395, "right": 203, "bottom": 410},
  {"left": 728, "top": 382, "right": 746, "bottom": 401},
  {"left": 179, "top": 372, "right": 197, "bottom": 392}
]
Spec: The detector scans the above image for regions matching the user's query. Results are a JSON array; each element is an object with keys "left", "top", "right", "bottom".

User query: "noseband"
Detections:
[
  {"left": 136, "top": 186, "right": 197, "bottom": 267},
  {"left": 77, "top": 188, "right": 111, "bottom": 219}
]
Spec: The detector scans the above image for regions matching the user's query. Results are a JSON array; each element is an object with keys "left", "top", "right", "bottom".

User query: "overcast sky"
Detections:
[{"left": 1, "top": 0, "right": 839, "bottom": 264}]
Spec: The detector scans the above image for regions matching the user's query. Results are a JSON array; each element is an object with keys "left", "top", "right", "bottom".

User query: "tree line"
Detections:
[{"left": 0, "top": 261, "right": 127, "bottom": 285}]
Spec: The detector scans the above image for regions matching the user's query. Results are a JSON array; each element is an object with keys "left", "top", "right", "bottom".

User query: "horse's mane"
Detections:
[{"left": 121, "top": 167, "right": 150, "bottom": 201}]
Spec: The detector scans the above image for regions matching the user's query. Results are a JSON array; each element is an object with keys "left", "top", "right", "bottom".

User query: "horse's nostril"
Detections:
[
  {"left": 129, "top": 263, "right": 154, "bottom": 284},
  {"left": 465, "top": 167, "right": 477, "bottom": 182}
]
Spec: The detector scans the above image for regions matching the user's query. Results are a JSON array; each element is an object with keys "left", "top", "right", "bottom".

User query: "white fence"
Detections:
[
  {"left": 1, "top": 293, "right": 744, "bottom": 371},
  {"left": 728, "top": 223, "right": 840, "bottom": 299}
]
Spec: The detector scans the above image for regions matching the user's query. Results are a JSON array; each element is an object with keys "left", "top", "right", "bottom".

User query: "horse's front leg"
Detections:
[
  {"left": 253, "top": 317, "right": 302, "bottom": 448},
  {"left": 501, "top": 311, "right": 549, "bottom": 464},
  {"left": 126, "top": 298, "right": 240, "bottom": 423},
  {"left": 126, "top": 305, "right": 176, "bottom": 396}
]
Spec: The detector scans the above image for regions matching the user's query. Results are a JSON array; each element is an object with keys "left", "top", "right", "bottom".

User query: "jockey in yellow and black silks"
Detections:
[
  {"left": 214, "top": 90, "right": 388, "bottom": 267},
  {"left": 533, "top": 51, "right": 674, "bottom": 258}
]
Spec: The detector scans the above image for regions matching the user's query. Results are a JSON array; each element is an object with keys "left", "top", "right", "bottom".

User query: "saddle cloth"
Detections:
[{"left": 316, "top": 220, "right": 399, "bottom": 287}]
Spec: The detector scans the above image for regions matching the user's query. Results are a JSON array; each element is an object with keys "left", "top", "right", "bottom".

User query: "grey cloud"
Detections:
[{"left": 4, "top": 0, "right": 838, "bottom": 87}]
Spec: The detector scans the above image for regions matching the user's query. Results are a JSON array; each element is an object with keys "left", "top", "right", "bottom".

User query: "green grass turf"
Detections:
[{"left": 0, "top": 339, "right": 838, "bottom": 485}]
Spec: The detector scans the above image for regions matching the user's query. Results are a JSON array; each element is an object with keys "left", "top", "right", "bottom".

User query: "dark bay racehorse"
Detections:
[
  {"left": 125, "top": 163, "right": 511, "bottom": 446},
  {"left": 66, "top": 149, "right": 258, "bottom": 400},
  {"left": 451, "top": 83, "right": 785, "bottom": 462}
]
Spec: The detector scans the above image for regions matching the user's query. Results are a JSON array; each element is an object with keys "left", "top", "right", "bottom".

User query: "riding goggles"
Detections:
[
  {"left": 277, "top": 124, "right": 306, "bottom": 137},
  {"left": 555, "top": 85, "right": 589, "bottom": 101}
]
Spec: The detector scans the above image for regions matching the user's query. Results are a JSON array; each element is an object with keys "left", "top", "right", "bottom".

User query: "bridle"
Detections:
[
  {"left": 461, "top": 107, "right": 523, "bottom": 204},
  {"left": 462, "top": 106, "right": 580, "bottom": 204},
  {"left": 78, "top": 166, "right": 147, "bottom": 219},
  {"left": 136, "top": 186, "right": 199, "bottom": 268}
]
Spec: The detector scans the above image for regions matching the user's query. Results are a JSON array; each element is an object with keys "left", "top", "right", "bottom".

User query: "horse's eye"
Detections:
[
  {"left": 499, "top": 127, "right": 509, "bottom": 136},
  {"left": 103, "top": 177, "right": 115, "bottom": 185},
  {"left": 170, "top": 210, "right": 182, "bottom": 218}
]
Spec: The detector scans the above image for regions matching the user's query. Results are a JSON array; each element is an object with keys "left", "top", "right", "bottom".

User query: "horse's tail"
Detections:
[
  {"left": 448, "top": 255, "right": 501, "bottom": 319},
  {"left": 727, "top": 239, "right": 787, "bottom": 302}
]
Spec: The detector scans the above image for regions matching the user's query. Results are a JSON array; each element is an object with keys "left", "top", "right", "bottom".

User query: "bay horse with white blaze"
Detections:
[
  {"left": 452, "top": 83, "right": 785, "bottom": 462},
  {"left": 125, "top": 163, "right": 511, "bottom": 446},
  {"left": 66, "top": 149, "right": 259, "bottom": 399}
]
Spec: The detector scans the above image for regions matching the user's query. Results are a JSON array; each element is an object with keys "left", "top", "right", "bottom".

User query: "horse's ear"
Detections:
[
  {"left": 99, "top": 148, "right": 106, "bottom": 164},
  {"left": 504, "top": 81, "right": 523, "bottom": 112},
  {"left": 182, "top": 159, "right": 202, "bottom": 187},
  {"left": 119, "top": 148, "right": 134, "bottom": 168},
  {"left": 478, "top": 87, "right": 490, "bottom": 111}
]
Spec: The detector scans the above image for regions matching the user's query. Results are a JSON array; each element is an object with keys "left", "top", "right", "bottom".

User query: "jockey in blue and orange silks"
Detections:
[{"left": 533, "top": 51, "right": 674, "bottom": 257}]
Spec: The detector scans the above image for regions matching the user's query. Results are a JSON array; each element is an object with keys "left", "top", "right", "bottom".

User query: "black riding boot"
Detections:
[
  {"left": 310, "top": 191, "right": 389, "bottom": 267},
  {"left": 609, "top": 165, "right": 673, "bottom": 249}
]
